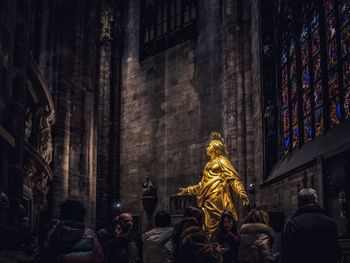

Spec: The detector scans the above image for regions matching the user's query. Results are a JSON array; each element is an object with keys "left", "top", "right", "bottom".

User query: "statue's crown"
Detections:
[{"left": 210, "top": 131, "right": 225, "bottom": 143}]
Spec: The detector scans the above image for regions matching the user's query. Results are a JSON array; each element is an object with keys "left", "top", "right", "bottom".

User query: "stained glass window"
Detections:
[{"left": 278, "top": 0, "right": 350, "bottom": 156}]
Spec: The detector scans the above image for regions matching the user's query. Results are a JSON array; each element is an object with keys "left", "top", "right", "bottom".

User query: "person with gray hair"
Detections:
[{"left": 283, "top": 188, "right": 341, "bottom": 263}]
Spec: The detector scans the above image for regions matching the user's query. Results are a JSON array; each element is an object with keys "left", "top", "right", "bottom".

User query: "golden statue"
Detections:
[{"left": 177, "top": 132, "right": 249, "bottom": 237}]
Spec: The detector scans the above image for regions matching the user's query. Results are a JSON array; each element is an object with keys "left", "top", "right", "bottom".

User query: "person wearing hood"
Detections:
[
  {"left": 142, "top": 210, "right": 173, "bottom": 263},
  {"left": 239, "top": 208, "right": 274, "bottom": 263},
  {"left": 172, "top": 206, "right": 222, "bottom": 263},
  {"left": 283, "top": 188, "right": 341, "bottom": 263},
  {"left": 40, "top": 199, "right": 104, "bottom": 263},
  {"left": 212, "top": 211, "right": 239, "bottom": 263}
]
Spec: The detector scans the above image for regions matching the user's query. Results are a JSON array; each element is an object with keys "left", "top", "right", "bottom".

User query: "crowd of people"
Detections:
[{"left": 38, "top": 188, "right": 341, "bottom": 263}]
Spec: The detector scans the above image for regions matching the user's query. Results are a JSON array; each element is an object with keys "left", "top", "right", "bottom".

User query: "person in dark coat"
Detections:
[
  {"left": 239, "top": 208, "right": 274, "bottom": 263},
  {"left": 283, "top": 188, "right": 341, "bottom": 263},
  {"left": 212, "top": 211, "right": 239, "bottom": 263},
  {"left": 40, "top": 200, "right": 104, "bottom": 263},
  {"left": 107, "top": 218, "right": 138, "bottom": 263},
  {"left": 172, "top": 206, "right": 222, "bottom": 263},
  {"left": 119, "top": 212, "right": 142, "bottom": 262}
]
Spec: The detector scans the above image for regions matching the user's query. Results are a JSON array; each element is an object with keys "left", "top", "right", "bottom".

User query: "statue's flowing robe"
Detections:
[{"left": 186, "top": 156, "right": 247, "bottom": 237}]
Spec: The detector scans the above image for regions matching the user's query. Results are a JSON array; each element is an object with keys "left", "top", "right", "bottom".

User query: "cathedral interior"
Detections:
[{"left": 1, "top": 0, "right": 350, "bottom": 261}]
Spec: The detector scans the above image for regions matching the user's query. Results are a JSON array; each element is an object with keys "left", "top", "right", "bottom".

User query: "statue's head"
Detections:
[{"left": 207, "top": 131, "right": 228, "bottom": 157}]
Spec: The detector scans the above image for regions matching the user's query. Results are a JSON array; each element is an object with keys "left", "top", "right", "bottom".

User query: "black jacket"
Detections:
[{"left": 283, "top": 204, "right": 341, "bottom": 263}]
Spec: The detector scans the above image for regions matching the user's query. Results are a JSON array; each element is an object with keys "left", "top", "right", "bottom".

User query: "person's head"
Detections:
[
  {"left": 119, "top": 213, "right": 133, "bottom": 232},
  {"left": 298, "top": 188, "right": 318, "bottom": 208},
  {"left": 60, "top": 199, "right": 86, "bottom": 222},
  {"left": 112, "top": 218, "right": 124, "bottom": 239},
  {"left": 243, "top": 208, "right": 269, "bottom": 226},
  {"left": 220, "top": 211, "right": 237, "bottom": 232},
  {"left": 155, "top": 210, "right": 171, "bottom": 227},
  {"left": 184, "top": 206, "right": 204, "bottom": 226}
]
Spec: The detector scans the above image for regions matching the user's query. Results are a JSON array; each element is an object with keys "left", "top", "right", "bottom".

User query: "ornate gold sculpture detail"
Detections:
[{"left": 177, "top": 131, "right": 249, "bottom": 236}]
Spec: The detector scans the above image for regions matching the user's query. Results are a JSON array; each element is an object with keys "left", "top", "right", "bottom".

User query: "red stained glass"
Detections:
[
  {"left": 313, "top": 54, "right": 322, "bottom": 81},
  {"left": 343, "top": 58, "right": 350, "bottom": 88},
  {"left": 289, "top": 54, "right": 297, "bottom": 78},
  {"left": 303, "top": 89, "right": 312, "bottom": 116},
  {"left": 325, "top": 0, "right": 334, "bottom": 15},
  {"left": 304, "top": 116, "right": 313, "bottom": 141},
  {"left": 328, "top": 71, "right": 340, "bottom": 97},
  {"left": 341, "top": 25, "right": 350, "bottom": 55},
  {"left": 327, "top": 39, "right": 338, "bottom": 69},
  {"left": 345, "top": 88, "right": 350, "bottom": 118},
  {"left": 312, "top": 30, "right": 320, "bottom": 55},
  {"left": 330, "top": 96, "right": 342, "bottom": 126},
  {"left": 314, "top": 108, "right": 324, "bottom": 136},
  {"left": 290, "top": 79, "right": 298, "bottom": 99},
  {"left": 314, "top": 81, "right": 323, "bottom": 108},
  {"left": 326, "top": 13, "right": 337, "bottom": 40},
  {"left": 292, "top": 125, "right": 300, "bottom": 148},
  {"left": 291, "top": 99, "right": 298, "bottom": 125},
  {"left": 281, "top": 65, "right": 288, "bottom": 87},
  {"left": 282, "top": 109, "right": 290, "bottom": 132},
  {"left": 282, "top": 87, "right": 289, "bottom": 108},
  {"left": 301, "top": 43, "right": 309, "bottom": 67}
]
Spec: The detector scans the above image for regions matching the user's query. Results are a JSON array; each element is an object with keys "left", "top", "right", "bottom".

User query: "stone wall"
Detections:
[
  {"left": 120, "top": 0, "right": 261, "bottom": 229},
  {"left": 35, "top": 0, "right": 100, "bottom": 226}
]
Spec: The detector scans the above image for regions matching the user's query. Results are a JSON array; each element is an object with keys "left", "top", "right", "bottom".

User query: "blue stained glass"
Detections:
[
  {"left": 308, "top": 127, "right": 313, "bottom": 138},
  {"left": 300, "top": 24, "right": 308, "bottom": 43},
  {"left": 337, "top": 102, "right": 341, "bottom": 119},
  {"left": 281, "top": 49, "right": 288, "bottom": 64},
  {"left": 340, "top": 0, "right": 350, "bottom": 25},
  {"left": 283, "top": 135, "right": 291, "bottom": 151},
  {"left": 311, "top": 10, "right": 319, "bottom": 32}
]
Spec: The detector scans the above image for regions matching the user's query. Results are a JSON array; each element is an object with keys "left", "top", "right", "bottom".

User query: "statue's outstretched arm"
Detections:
[
  {"left": 220, "top": 158, "right": 249, "bottom": 205},
  {"left": 177, "top": 183, "right": 201, "bottom": 196}
]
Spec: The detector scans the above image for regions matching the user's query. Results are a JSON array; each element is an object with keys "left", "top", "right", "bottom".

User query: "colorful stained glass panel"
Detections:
[
  {"left": 328, "top": 71, "right": 340, "bottom": 97},
  {"left": 311, "top": 10, "right": 319, "bottom": 33},
  {"left": 330, "top": 96, "right": 342, "bottom": 126},
  {"left": 281, "top": 65, "right": 288, "bottom": 87},
  {"left": 325, "top": 0, "right": 334, "bottom": 16},
  {"left": 282, "top": 109, "right": 290, "bottom": 132},
  {"left": 343, "top": 58, "right": 350, "bottom": 88},
  {"left": 326, "top": 13, "right": 337, "bottom": 40},
  {"left": 303, "top": 89, "right": 312, "bottom": 116},
  {"left": 291, "top": 99, "right": 298, "bottom": 125},
  {"left": 304, "top": 116, "right": 313, "bottom": 141},
  {"left": 300, "top": 23, "right": 308, "bottom": 43},
  {"left": 327, "top": 39, "right": 338, "bottom": 69},
  {"left": 283, "top": 132, "right": 291, "bottom": 153},
  {"left": 314, "top": 81, "right": 323, "bottom": 108},
  {"left": 302, "top": 67, "right": 311, "bottom": 90},
  {"left": 301, "top": 43, "right": 309, "bottom": 67},
  {"left": 281, "top": 48, "right": 288, "bottom": 64},
  {"left": 289, "top": 54, "right": 297, "bottom": 78},
  {"left": 315, "top": 107, "right": 324, "bottom": 136},
  {"left": 282, "top": 87, "right": 289, "bottom": 108},
  {"left": 345, "top": 88, "right": 350, "bottom": 118},
  {"left": 312, "top": 30, "right": 320, "bottom": 55},
  {"left": 313, "top": 54, "right": 322, "bottom": 81},
  {"left": 339, "top": 0, "right": 350, "bottom": 25},
  {"left": 341, "top": 25, "right": 350, "bottom": 55},
  {"left": 292, "top": 125, "right": 300, "bottom": 148}
]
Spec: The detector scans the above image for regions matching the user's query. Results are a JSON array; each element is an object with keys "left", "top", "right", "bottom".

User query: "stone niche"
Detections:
[{"left": 22, "top": 56, "right": 55, "bottom": 231}]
